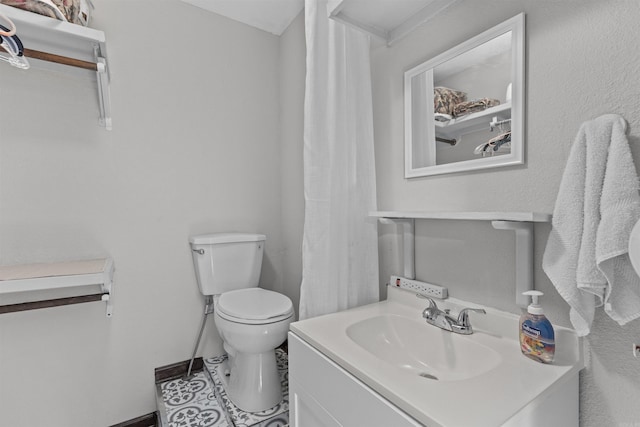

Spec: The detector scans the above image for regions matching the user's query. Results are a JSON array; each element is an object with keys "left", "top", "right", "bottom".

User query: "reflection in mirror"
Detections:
[
  {"left": 433, "top": 32, "right": 511, "bottom": 164},
  {"left": 405, "top": 14, "right": 524, "bottom": 178}
]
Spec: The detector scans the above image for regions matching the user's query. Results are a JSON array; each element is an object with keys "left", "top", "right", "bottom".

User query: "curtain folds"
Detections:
[{"left": 299, "top": 0, "right": 379, "bottom": 320}]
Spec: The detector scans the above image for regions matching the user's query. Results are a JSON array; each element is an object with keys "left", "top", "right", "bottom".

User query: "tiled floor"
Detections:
[{"left": 158, "top": 350, "right": 289, "bottom": 427}]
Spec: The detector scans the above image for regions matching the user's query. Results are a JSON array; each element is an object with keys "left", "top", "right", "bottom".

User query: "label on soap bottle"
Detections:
[{"left": 520, "top": 317, "right": 555, "bottom": 364}]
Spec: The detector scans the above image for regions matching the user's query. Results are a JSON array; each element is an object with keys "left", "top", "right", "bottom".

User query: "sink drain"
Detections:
[{"left": 418, "top": 372, "right": 438, "bottom": 380}]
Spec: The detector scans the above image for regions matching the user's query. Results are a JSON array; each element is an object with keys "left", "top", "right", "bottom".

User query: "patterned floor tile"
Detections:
[
  {"left": 167, "top": 405, "right": 226, "bottom": 427},
  {"left": 159, "top": 371, "right": 231, "bottom": 427},
  {"left": 162, "top": 373, "right": 211, "bottom": 408},
  {"left": 158, "top": 351, "right": 289, "bottom": 427},
  {"left": 204, "top": 350, "right": 289, "bottom": 427}
]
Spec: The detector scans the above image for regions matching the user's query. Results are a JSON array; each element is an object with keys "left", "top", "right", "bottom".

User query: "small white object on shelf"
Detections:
[
  {"left": 0, "top": 3, "right": 112, "bottom": 129},
  {"left": 0, "top": 258, "right": 115, "bottom": 316}
]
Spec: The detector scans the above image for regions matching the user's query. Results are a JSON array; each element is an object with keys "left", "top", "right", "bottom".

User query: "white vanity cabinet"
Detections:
[
  {"left": 290, "top": 323, "right": 579, "bottom": 427},
  {"left": 288, "top": 285, "right": 582, "bottom": 427},
  {"left": 288, "top": 332, "right": 422, "bottom": 427}
]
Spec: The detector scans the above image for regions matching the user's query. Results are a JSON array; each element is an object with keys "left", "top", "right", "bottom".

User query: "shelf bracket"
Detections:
[
  {"left": 101, "top": 258, "right": 115, "bottom": 317},
  {"left": 378, "top": 218, "right": 415, "bottom": 279},
  {"left": 491, "top": 220, "right": 533, "bottom": 307},
  {"left": 94, "top": 46, "right": 112, "bottom": 130}
]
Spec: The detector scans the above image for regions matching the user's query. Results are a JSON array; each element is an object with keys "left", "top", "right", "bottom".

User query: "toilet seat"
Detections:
[{"left": 217, "top": 288, "right": 294, "bottom": 325}]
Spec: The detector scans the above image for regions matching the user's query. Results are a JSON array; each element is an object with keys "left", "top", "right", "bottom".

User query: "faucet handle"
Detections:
[
  {"left": 456, "top": 307, "right": 486, "bottom": 327},
  {"left": 420, "top": 296, "right": 439, "bottom": 319}
]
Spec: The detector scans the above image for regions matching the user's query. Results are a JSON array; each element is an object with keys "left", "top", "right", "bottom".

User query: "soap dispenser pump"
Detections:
[{"left": 519, "top": 290, "right": 555, "bottom": 364}]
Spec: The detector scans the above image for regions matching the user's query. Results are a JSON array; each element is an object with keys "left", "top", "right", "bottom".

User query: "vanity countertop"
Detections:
[{"left": 290, "top": 286, "right": 583, "bottom": 427}]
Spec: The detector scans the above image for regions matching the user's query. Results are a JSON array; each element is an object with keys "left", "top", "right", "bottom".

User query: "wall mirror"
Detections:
[{"left": 404, "top": 14, "right": 525, "bottom": 178}]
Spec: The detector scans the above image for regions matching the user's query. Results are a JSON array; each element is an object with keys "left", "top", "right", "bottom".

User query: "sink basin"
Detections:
[
  {"left": 346, "top": 314, "right": 501, "bottom": 381},
  {"left": 290, "top": 286, "right": 583, "bottom": 427}
]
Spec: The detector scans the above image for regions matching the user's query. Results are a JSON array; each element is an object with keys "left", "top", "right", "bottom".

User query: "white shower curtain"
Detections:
[{"left": 299, "top": 0, "right": 379, "bottom": 320}]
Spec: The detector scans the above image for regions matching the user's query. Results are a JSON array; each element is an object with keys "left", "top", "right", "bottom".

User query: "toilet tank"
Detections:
[{"left": 189, "top": 233, "right": 265, "bottom": 296}]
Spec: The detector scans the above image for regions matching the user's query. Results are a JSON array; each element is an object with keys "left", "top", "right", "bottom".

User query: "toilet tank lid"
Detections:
[{"left": 189, "top": 233, "right": 266, "bottom": 245}]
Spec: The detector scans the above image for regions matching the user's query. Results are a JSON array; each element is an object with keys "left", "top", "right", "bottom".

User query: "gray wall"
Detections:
[
  {"left": 279, "top": 13, "right": 306, "bottom": 317},
  {"left": 0, "top": 1, "right": 289, "bottom": 425},
  {"left": 2, "top": 0, "right": 638, "bottom": 425},
  {"left": 371, "top": 1, "right": 640, "bottom": 426}
]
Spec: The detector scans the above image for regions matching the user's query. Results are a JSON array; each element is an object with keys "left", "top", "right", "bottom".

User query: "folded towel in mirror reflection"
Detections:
[
  {"left": 453, "top": 98, "right": 500, "bottom": 117},
  {"left": 434, "top": 87, "right": 467, "bottom": 116}
]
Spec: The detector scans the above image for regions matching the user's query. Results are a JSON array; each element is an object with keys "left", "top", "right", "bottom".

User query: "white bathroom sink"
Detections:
[
  {"left": 290, "top": 286, "right": 584, "bottom": 427},
  {"left": 346, "top": 314, "right": 501, "bottom": 381}
]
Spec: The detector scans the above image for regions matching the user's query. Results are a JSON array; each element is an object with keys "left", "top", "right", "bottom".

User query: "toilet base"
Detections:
[{"left": 216, "top": 349, "right": 283, "bottom": 413}]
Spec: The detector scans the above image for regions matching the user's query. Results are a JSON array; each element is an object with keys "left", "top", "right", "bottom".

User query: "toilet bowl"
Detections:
[
  {"left": 214, "top": 288, "right": 294, "bottom": 412},
  {"left": 189, "top": 233, "right": 294, "bottom": 413}
]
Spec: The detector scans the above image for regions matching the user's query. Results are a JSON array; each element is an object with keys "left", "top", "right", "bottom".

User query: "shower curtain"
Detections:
[{"left": 299, "top": 0, "right": 379, "bottom": 320}]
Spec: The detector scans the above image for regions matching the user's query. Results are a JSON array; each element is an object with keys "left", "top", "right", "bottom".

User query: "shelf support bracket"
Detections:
[
  {"left": 491, "top": 220, "right": 533, "bottom": 307},
  {"left": 378, "top": 218, "right": 415, "bottom": 279},
  {"left": 101, "top": 258, "right": 115, "bottom": 317},
  {"left": 94, "top": 46, "right": 112, "bottom": 130}
]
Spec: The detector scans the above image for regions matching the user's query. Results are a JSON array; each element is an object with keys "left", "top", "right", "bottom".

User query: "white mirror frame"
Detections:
[{"left": 404, "top": 13, "right": 525, "bottom": 178}]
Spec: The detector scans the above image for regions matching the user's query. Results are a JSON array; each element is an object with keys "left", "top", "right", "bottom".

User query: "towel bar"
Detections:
[
  {"left": 0, "top": 258, "right": 115, "bottom": 317},
  {"left": 0, "top": 293, "right": 107, "bottom": 314}
]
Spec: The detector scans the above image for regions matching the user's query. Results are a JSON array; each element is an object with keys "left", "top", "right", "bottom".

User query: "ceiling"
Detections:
[
  {"left": 180, "top": 0, "right": 458, "bottom": 44},
  {"left": 181, "top": 0, "right": 304, "bottom": 36}
]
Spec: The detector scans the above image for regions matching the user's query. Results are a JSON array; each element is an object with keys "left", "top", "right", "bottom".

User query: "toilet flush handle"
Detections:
[{"left": 192, "top": 248, "right": 205, "bottom": 255}]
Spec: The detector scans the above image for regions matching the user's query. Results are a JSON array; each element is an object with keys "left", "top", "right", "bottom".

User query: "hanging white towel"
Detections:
[{"left": 543, "top": 114, "right": 640, "bottom": 336}]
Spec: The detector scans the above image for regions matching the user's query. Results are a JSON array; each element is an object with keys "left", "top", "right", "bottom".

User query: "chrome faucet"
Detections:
[{"left": 420, "top": 296, "right": 486, "bottom": 335}]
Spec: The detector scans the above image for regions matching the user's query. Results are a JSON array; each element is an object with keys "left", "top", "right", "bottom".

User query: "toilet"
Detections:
[{"left": 189, "top": 232, "right": 294, "bottom": 413}]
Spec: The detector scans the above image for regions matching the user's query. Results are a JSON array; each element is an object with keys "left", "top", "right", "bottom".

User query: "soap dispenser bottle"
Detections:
[{"left": 519, "top": 290, "right": 555, "bottom": 364}]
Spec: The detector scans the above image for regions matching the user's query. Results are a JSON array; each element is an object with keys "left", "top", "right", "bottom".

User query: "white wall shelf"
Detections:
[
  {"left": 0, "top": 258, "right": 115, "bottom": 317},
  {"left": 371, "top": 211, "right": 551, "bottom": 306},
  {"left": 327, "top": 0, "right": 459, "bottom": 45},
  {"left": 0, "top": 4, "right": 112, "bottom": 129},
  {"left": 435, "top": 102, "right": 511, "bottom": 139},
  {"left": 371, "top": 210, "right": 551, "bottom": 222}
]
